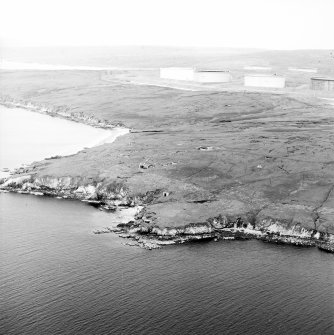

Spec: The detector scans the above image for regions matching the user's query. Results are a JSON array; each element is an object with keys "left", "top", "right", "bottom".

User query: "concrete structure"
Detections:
[
  {"left": 311, "top": 77, "right": 334, "bottom": 91},
  {"left": 160, "top": 67, "right": 194, "bottom": 81},
  {"left": 193, "top": 70, "right": 232, "bottom": 83},
  {"left": 288, "top": 67, "right": 317, "bottom": 73},
  {"left": 244, "top": 74, "right": 285, "bottom": 88}
]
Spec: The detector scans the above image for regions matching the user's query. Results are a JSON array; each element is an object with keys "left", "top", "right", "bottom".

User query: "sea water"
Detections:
[{"left": 0, "top": 193, "right": 333, "bottom": 335}]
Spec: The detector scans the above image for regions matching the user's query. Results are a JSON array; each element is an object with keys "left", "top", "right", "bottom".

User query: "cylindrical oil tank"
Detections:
[{"left": 311, "top": 77, "right": 334, "bottom": 91}]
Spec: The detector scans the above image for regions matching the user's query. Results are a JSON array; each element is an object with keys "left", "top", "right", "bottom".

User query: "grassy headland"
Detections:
[{"left": 1, "top": 65, "right": 334, "bottom": 250}]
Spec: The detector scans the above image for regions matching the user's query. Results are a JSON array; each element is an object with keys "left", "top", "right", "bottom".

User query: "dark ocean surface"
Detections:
[{"left": 1, "top": 193, "right": 333, "bottom": 335}]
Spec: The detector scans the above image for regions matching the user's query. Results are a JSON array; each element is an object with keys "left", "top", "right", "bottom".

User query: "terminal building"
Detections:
[
  {"left": 310, "top": 77, "right": 334, "bottom": 91},
  {"left": 160, "top": 67, "right": 232, "bottom": 83},
  {"left": 244, "top": 74, "right": 285, "bottom": 88}
]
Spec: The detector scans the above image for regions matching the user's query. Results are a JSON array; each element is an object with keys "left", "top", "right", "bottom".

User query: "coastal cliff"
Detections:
[
  {"left": 112, "top": 205, "right": 334, "bottom": 251},
  {"left": 1, "top": 174, "right": 333, "bottom": 252},
  {"left": 0, "top": 174, "right": 132, "bottom": 209}
]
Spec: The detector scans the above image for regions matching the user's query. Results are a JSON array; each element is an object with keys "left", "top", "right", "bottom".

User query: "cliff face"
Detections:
[
  {"left": 114, "top": 207, "right": 334, "bottom": 251},
  {"left": 1, "top": 174, "right": 333, "bottom": 252},
  {"left": 0, "top": 174, "right": 133, "bottom": 209}
]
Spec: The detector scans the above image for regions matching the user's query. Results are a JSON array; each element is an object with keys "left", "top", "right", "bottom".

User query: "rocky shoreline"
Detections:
[
  {"left": 1, "top": 174, "right": 333, "bottom": 252},
  {"left": 0, "top": 174, "right": 134, "bottom": 211},
  {"left": 110, "top": 210, "right": 334, "bottom": 252}
]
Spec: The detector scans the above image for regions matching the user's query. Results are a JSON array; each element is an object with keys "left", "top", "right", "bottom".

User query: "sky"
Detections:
[{"left": 0, "top": 0, "right": 333, "bottom": 49}]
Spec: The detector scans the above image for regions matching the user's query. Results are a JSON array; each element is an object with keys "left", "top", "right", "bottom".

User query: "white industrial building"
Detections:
[
  {"left": 244, "top": 74, "right": 285, "bottom": 88},
  {"left": 159, "top": 67, "right": 232, "bottom": 83}
]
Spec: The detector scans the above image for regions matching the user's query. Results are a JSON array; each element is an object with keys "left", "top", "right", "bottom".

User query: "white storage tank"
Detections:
[
  {"left": 160, "top": 67, "right": 194, "bottom": 81},
  {"left": 311, "top": 77, "right": 334, "bottom": 91},
  {"left": 193, "top": 70, "right": 232, "bottom": 83},
  {"left": 244, "top": 74, "right": 285, "bottom": 88}
]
